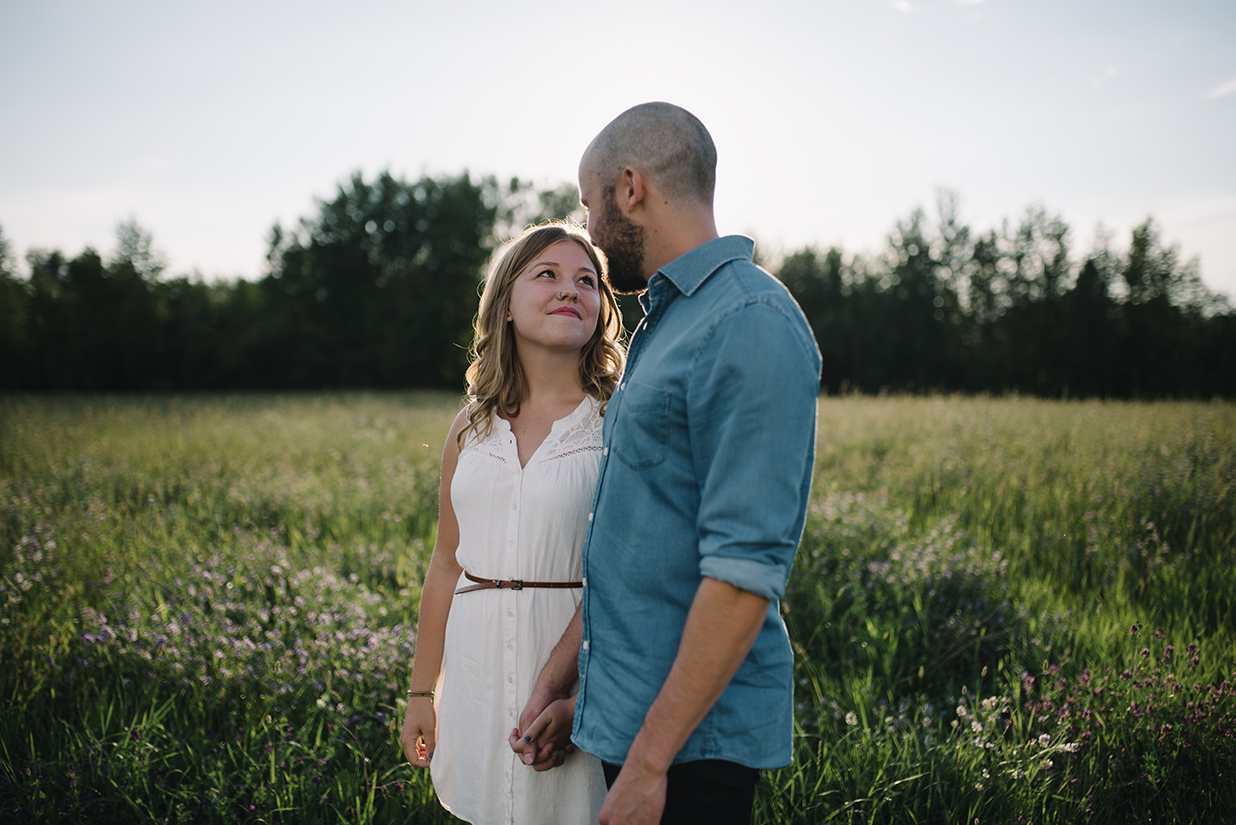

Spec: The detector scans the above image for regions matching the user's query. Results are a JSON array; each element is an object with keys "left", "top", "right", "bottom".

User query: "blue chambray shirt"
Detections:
[{"left": 572, "top": 235, "right": 821, "bottom": 769}]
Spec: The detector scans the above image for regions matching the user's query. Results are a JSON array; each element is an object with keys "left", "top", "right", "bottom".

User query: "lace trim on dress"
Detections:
[
  {"left": 545, "top": 444, "right": 602, "bottom": 462},
  {"left": 460, "top": 418, "right": 510, "bottom": 463},
  {"left": 540, "top": 399, "right": 603, "bottom": 463},
  {"left": 459, "top": 397, "right": 602, "bottom": 466}
]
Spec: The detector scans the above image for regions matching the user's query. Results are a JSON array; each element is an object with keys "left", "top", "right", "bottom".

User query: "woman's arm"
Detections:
[{"left": 399, "top": 408, "right": 468, "bottom": 768}]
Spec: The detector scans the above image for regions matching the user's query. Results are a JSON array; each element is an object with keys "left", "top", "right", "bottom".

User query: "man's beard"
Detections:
[{"left": 597, "top": 188, "right": 647, "bottom": 294}]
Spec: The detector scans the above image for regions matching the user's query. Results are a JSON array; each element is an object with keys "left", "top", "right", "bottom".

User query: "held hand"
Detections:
[
  {"left": 510, "top": 687, "right": 549, "bottom": 766},
  {"left": 516, "top": 683, "right": 560, "bottom": 736},
  {"left": 507, "top": 727, "right": 568, "bottom": 772},
  {"left": 509, "top": 695, "right": 576, "bottom": 771},
  {"left": 510, "top": 684, "right": 566, "bottom": 769},
  {"left": 399, "top": 697, "right": 436, "bottom": 768},
  {"left": 598, "top": 759, "right": 667, "bottom": 825}
]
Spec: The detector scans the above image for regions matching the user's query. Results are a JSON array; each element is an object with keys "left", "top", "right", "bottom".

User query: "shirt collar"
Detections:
[{"left": 653, "top": 235, "right": 755, "bottom": 298}]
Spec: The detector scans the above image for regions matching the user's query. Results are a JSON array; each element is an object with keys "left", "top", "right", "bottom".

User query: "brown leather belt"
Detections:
[{"left": 455, "top": 571, "right": 584, "bottom": 595}]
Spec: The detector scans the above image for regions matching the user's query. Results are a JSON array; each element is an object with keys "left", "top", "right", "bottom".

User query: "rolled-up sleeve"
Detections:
[{"left": 688, "top": 296, "right": 821, "bottom": 601}]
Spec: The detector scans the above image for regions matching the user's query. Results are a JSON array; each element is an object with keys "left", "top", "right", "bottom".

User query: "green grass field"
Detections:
[{"left": 2, "top": 394, "right": 1233, "bottom": 823}]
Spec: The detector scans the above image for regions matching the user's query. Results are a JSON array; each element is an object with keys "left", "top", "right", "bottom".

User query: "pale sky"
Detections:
[{"left": 2, "top": 0, "right": 1234, "bottom": 298}]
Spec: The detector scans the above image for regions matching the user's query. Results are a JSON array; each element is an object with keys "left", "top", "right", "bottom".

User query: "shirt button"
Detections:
[
  {"left": 587, "top": 513, "right": 593, "bottom": 522},
  {"left": 507, "top": 643, "right": 513, "bottom": 650},
  {"left": 582, "top": 640, "right": 590, "bottom": 651},
  {"left": 508, "top": 610, "right": 514, "bottom": 617},
  {"left": 582, "top": 577, "right": 587, "bottom": 587},
  {"left": 507, "top": 676, "right": 513, "bottom": 684},
  {"left": 602, "top": 447, "right": 608, "bottom": 456}
]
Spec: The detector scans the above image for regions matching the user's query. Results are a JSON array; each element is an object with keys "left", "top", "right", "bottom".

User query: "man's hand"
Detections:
[
  {"left": 598, "top": 757, "right": 668, "bottom": 825},
  {"left": 510, "top": 693, "right": 576, "bottom": 770},
  {"left": 399, "top": 697, "right": 436, "bottom": 768}
]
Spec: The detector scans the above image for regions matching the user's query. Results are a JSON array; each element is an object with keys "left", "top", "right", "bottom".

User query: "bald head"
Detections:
[{"left": 582, "top": 102, "right": 716, "bottom": 207}]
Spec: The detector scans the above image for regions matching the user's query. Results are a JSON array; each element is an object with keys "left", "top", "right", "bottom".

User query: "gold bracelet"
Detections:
[{"left": 406, "top": 689, "right": 434, "bottom": 698}]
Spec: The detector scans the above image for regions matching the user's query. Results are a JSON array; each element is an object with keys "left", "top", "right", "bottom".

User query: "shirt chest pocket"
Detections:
[{"left": 611, "top": 382, "right": 670, "bottom": 471}]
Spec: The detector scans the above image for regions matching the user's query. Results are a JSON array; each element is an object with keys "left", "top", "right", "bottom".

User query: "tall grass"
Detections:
[
  {"left": 2, "top": 394, "right": 1233, "bottom": 823},
  {"left": 775, "top": 396, "right": 1236, "bottom": 823},
  {"left": 1, "top": 393, "right": 460, "bottom": 823}
]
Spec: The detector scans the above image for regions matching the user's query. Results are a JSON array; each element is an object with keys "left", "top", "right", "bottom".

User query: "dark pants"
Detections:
[{"left": 602, "top": 759, "right": 759, "bottom": 825}]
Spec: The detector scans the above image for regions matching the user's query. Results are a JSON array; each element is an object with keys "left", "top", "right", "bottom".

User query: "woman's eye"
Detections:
[
  {"left": 536, "top": 268, "right": 556, "bottom": 279},
  {"left": 579, "top": 275, "right": 596, "bottom": 287}
]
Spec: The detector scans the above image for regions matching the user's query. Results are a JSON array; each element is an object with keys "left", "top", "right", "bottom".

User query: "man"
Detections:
[{"left": 513, "top": 102, "right": 820, "bottom": 824}]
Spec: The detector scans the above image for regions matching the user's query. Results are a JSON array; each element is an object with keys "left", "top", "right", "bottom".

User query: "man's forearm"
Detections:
[
  {"left": 514, "top": 603, "right": 583, "bottom": 760},
  {"left": 624, "top": 577, "right": 769, "bottom": 773}
]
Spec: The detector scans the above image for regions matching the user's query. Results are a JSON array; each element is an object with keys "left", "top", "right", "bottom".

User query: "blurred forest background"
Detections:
[{"left": 1, "top": 170, "right": 1232, "bottom": 397}]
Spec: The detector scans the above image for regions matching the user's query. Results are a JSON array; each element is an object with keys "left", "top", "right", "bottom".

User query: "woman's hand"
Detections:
[
  {"left": 509, "top": 694, "right": 576, "bottom": 771},
  {"left": 400, "top": 696, "right": 437, "bottom": 768}
]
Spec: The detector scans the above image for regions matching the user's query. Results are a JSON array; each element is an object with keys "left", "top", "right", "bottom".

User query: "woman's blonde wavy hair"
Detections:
[{"left": 459, "top": 221, "right": 626, "bottom": 448}]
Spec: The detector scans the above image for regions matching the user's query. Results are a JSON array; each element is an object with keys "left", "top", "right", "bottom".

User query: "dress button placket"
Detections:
[{"left": 502, "top": 460, "right": 522, "bottom": 765}]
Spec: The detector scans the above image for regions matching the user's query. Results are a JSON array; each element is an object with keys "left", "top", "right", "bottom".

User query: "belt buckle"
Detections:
[{"left": 510, "top": 579, "right": 523, "bottom": 591}]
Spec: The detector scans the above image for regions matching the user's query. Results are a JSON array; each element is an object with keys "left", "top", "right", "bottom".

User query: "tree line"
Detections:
[
  {"left": 780, "top": 192, "right": 1234, "bottom": 397},
  {"left": 1, "top": 172, "right": 1232, "bottom": 397}
]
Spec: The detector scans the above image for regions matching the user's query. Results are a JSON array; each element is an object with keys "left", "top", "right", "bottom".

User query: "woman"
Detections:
[{"left": 399, "top": 221, "right": 624, "bottom": 824}]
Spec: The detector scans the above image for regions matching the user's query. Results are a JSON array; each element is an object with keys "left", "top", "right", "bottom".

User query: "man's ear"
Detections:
[{"left": 619, "top": 166, "right": 648, "bottom": 214}]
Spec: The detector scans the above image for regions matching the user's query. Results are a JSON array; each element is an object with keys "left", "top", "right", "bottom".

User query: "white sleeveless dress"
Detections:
[{"left": 431, "top": 397, "right": 608, "bottom": 825}]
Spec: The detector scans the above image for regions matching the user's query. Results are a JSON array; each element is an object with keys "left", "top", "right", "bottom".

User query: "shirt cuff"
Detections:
[{"left": 699, "top": 554, "right": 788, "bottom": 602}]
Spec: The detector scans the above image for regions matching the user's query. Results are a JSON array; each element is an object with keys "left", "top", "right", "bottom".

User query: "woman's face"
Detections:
[{"left": 506, "top": 239, "right": 602, "bottom": 357}]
